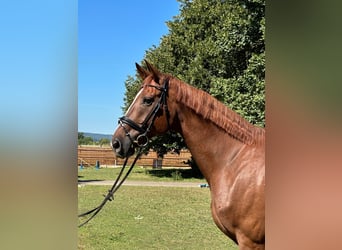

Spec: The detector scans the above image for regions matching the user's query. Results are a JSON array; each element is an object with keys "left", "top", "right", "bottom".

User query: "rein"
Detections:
[
  {"left": 78, "top": 79, "right": 169, "bottom": 227},
  {"left": 78, "top": 148, "right": 142, "bottom": 227}
]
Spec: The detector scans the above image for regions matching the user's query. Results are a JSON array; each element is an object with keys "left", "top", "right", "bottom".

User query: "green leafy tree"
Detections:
[
  {"left": 78, "top": 132, "right": 85, "bottom": 141},
  {"left": 122, "top": 0, "right": 265, "bottom": 159},
  {"left": 78, "top": 132, "right": 94, "bottom": 145},
  {"left": 98, "top": 138, "right": 110, "bottom": 146}
]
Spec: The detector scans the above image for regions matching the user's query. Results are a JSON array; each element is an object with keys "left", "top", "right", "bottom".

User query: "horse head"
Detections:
[{"left": 112, "top": 61, "right": 172, "bottom": 158}]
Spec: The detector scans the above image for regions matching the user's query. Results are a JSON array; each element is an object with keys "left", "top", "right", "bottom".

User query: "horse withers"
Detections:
[{"left": 112, "top": 61, "right": 265, "bottom": 250}]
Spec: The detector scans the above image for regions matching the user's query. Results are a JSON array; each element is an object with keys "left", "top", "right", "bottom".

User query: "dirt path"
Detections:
[{"left": 78, "top": 180, "right": 208, "bottom": 188}]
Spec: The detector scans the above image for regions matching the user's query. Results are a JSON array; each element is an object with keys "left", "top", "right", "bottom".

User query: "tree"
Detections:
[
  {"left": 122, "top": 0, "right": 265, "bottom": 157},
  {"left": 78, "top": 132, "right": 94, "bottom": 145},
  {"left": 98, "top": 138, "right": 110, "bottom": 146},
  {"left": 78, "top": 132, "right": 85, "bottom": 140}
]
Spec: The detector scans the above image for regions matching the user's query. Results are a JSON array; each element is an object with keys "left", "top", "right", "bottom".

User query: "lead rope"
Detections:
[{"left": 78, "top": 147, "right": 143, "bottom": 227}]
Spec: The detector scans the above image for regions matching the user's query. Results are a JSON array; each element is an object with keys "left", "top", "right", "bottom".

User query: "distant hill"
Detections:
[{"left": 80, "top": 132, "right": 112, "bottom": 142}]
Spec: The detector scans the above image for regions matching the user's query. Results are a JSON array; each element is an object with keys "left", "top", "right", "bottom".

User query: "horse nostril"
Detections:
[{"left": 112, "top": 139, "right": 121, "bottom": 149}]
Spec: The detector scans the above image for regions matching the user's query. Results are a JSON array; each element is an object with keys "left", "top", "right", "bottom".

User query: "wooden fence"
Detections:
[{"left": 78, "top": 145, "right": 192, "bottom": 168}]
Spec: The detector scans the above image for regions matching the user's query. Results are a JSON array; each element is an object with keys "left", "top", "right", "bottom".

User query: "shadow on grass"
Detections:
[
  {"left": 146, "top": 168, "right": 203, "bottom": 179},
  {"left": 78, "top": 176, "right": 105, "bottom": 183}
]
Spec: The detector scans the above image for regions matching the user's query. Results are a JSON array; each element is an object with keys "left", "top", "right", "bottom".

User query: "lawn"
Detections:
[
  {"left": 78, "top": 185, "right": 238, "bottom": 249},
  {"left": 78, "top": 166, "right": 205, "bottom": 183}
]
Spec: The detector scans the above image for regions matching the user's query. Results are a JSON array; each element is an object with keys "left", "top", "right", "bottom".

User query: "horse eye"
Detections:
[{"left": 143, "top": 97, "right": 154, "bottom": 106}]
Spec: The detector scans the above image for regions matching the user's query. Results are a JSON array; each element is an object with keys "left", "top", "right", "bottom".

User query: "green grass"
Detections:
[
  {"left": 78, "top": 185, "right": 237, "bottom": 249},
  {"left": 78, "top": 167, "right": 205, "bottom": 183}
]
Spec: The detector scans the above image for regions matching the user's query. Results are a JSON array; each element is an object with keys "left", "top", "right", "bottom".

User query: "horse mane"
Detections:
[{"left": 169, "top": 76, "right": 265, "bottom": 145}]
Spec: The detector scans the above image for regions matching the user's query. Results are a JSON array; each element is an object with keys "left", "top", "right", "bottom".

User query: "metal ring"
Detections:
[{"left": 135, "top": 134, "right": 149, "bottom": 147}]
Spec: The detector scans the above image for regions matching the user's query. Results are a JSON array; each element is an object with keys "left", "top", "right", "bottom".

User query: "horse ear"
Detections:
[
  {"left": 135, "top": 62, "right": 149, "bottom": 80},
  {"left": 144, "top": 60, "right": 160, "bottom": 84}
]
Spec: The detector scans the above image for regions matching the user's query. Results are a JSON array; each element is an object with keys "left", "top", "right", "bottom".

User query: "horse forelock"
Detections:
[{"left": 169, "top": 76, "right": 265, "bottom": 145}]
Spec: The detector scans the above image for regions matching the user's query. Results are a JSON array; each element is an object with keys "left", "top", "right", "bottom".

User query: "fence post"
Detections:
[{"left": 152, "top": 159, "right": 162, "bottom": 169}]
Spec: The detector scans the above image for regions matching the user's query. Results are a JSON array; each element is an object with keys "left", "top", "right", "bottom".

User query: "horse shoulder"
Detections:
[{"left": 210, "top": 145, "right": 265, "bottom": 245}]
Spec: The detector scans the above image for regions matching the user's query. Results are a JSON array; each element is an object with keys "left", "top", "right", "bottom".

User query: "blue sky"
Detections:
[
  {"left": 78, "top": 0, "right": 180, "bottom": 134},
  {"left": 0, "top": 1, "right": 77, "bottom": 144}
]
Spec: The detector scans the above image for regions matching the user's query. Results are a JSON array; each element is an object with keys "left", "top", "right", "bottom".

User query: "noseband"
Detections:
[{"left": 118, "top": 78, "right": 170, "bottom": 147}]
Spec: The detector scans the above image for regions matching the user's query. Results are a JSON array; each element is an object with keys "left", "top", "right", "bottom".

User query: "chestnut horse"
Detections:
[{"left": 112, "top": 62, "right": 265, "bottom": 249}]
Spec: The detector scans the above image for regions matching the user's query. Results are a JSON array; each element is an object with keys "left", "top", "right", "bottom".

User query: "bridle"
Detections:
[
  {"left": 78, "top": 78, "right": 170, "bottom": 227},
  {"left": 118, "top": 78, "right": 170, "bottom": 147}
]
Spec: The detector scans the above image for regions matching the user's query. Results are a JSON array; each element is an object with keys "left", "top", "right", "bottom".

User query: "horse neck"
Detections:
[
  {"left": 178, "top": 103, "right": 245, "bottom": 184},
  {"left": 171, "top": 102, "right": 246, "bottom": 183}
]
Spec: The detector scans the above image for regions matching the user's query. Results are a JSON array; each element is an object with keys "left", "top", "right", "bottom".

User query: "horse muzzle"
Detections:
[{"left": 111, "top": 137, "right": 135, "bottom": 158}]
